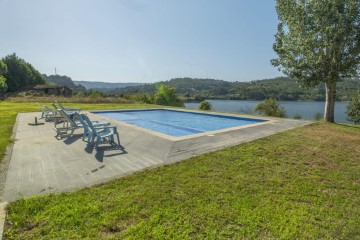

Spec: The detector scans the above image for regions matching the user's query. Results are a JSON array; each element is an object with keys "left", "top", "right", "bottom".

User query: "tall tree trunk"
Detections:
[{"left": 324, "top": 82, "right": 337, "bottom": 122}]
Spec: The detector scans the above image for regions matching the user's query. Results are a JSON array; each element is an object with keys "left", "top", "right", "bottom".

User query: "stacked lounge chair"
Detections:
[
  {"left": 55, "top": 100, "right": 81, "bottom": 112},
  {"left": 80, "top": 113, "right": 120, "bottom": 149},
  {"left": 36, "top": 102, "right": 46, "bottom": 118},
  {"left": 54, "top": 109, "right": 110, "bottom": 140},
  {"left": 36, "top": 101, "right": 122, "bottom": 149},
  {"left": 36, "top": 102, "right": 59, "bottom": 122}
]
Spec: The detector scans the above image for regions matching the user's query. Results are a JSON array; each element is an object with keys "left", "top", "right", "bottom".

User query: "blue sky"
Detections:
[{"left": 0, "top": 0, "right": 281, "bottom": 83}]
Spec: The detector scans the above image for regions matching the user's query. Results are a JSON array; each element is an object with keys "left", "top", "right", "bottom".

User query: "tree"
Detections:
[
  {"left": 254, "top": 98, "right": 287, "bottom": 118},
  {"left": 154, "top": 84, "right": 184, "bottom": 107},
  {"left": 0, "top": 61, "right": 8, "bottom": 98},
  {"left": 0, "top": 76, "right": 8, "bottom": 97},
  {"left": 272, "top": 0, "right": 360, "bottom": 122},
  {"left": 0, "top": 60, "right": 7, "bottom": 76},
  {"left": 2, "top": 53, "right": 45, "bottom": 92},
  {"left": 346, "top": 93, "right": 360, "bottom": 124}
]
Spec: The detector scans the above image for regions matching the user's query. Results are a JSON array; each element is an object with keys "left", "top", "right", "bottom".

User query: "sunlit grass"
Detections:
[{"left": 3, "top": 116, "right": 360, "bottom": 238}]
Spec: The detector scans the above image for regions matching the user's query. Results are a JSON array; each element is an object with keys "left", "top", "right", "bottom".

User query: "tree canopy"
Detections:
[
  {"left": 272, "top": 0, "right": 360, "bottom": 122},
  {"left": 44, "top": 74, "right": 86, "bottom": 92},
  {"left": 154, "top": 84, "right": 184, "bottom": 107},
  {"left": 0, "top": 61, "right": 8, "bottom": 97},
  {"left": 2, "top": 53, "right": 45, "bottom": 92},
  {"left": 346, "top": 92, "right": 360, "bottom": 124},
  {"left": 0, "top": 60, "right": 7, "bottom": 76},
  {"left": 0, "top": 76, "right": 7, "bottom": 96}
]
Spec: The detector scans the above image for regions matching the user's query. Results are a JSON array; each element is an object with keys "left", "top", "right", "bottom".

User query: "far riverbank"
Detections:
[{"left": 185, "top": 100, "right": 350, "bottom": 123}]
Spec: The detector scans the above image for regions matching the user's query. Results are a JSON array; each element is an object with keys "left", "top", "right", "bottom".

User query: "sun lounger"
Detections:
[
  {"left": 42, "top": 106, "right": 58, "bottom": 122},
  {"left": 55, "top": 100, "right": 81, "bottom": 112},
  {"left": 36, "top": 102, "right": 46, "bottom": 118},
  {"left": 51, "top": 102, "right": 73, "bottom": 115},
  {"left": 54, "top": 110, "right": 109, "bottom": 139},
  {"left": 81, "top": 114, "right": 120, "bottom": 149},
  {"left": 74, "top": 112, "right": 110, "bottom": 142}
]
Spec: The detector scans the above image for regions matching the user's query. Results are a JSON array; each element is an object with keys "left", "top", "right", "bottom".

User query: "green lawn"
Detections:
[{"left": 1, "top": 102, "right": 360, "bottom": 239}]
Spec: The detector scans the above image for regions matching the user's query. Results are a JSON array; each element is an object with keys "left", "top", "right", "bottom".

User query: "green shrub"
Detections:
[
  {"left": 88, "top": 91, "right": 103, "bottom": 98},
  {"left": 135, "top": 94, "right": 154, "bottom": 104},
  {"left": 313, "top": 112, "right": 323, "bottom": 121},
  {"left": 199, "top": 101, "right": 212, "bottom": 110},
  {"left": 154, "top": 84, "right": 184, "bottom": 107},
  {"left": 346, "top": 93, "right": 360, "bottom": 124},
  {"left": 293, "top": 113, "right": 302, "bottom": 119},
  {"left": 254, "top": 98, "right": 287, "bottom": 118},
  {"left": 76, "top": 91, "right": 85, "bottom": 97},
  {"left": 123, "top": 94, "right": 154, "bottom": 104}
]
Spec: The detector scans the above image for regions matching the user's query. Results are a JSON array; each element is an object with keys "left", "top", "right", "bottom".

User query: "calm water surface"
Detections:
[
  {"left": 185, "top": 100, "right": 350, "bottom": 123},
  {"left": 95, "top": 109, "right": 265, "bottom": 137}
]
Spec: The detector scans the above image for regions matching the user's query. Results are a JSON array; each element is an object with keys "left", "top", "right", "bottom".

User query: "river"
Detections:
[{"left": 185, "top": 100, "right": 350, "bottom": 123}]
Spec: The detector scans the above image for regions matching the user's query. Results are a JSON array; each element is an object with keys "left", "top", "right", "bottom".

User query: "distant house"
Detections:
[{"left": 32, "top": 85, "right": 72, "bottom": 96}]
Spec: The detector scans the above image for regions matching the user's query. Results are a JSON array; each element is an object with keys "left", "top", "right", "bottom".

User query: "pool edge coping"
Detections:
[{"left": 88, "top": 108, "right": 300, "bottom": 141}]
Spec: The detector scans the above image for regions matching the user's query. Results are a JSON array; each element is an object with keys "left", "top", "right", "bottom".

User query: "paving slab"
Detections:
[{"left": 1, "top": 109, "right": 311, "bottom": 202}]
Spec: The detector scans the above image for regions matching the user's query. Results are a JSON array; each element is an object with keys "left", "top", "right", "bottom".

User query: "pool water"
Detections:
[{"left": 94, "top": 109, "right": 266, "bottom": 137}]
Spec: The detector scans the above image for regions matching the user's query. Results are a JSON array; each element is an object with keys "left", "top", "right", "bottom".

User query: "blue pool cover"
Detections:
[{"left": 94, "top": 109, "right": 266, "bottom": 137}]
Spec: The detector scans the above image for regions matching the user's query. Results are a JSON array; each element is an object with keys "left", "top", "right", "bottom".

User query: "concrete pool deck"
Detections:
[{"left": 1, "top": 110, "right": 311, "bottom": 202}]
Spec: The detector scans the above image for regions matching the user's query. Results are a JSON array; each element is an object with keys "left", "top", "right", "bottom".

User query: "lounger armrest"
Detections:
[
  {"left": 93, "top": 122, "right": 111, "bottom": 127},
  {"left": 64, "top": 108, "right": 81, "bottom": 112},
  {"left": 94, "top": 126, "right": 118, "bottom": 132}
]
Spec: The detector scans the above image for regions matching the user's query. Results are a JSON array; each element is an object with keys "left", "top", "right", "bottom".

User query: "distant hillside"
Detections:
[
  {"left": 103, "top": 77, "right": 360, "bottom": 101},
  {"left": 102, "top": 78, "right": 232, "bottom": 95},
  {"left": 44, "top": 75, "right": 86, "bottom": 92},
  {"left": 73, "top": 81, "right": 143, "bottom": 89},
  {"left": 230, "top": 77, "right": 360, "bottom": 101}
]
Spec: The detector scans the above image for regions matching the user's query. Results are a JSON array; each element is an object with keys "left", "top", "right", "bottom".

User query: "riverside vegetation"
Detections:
[
  {"left": 346, "top": 93, "right": 360, "bottom": 124},
  {"left": 2, "top": 53, "right": 359, "bottom": 103}
]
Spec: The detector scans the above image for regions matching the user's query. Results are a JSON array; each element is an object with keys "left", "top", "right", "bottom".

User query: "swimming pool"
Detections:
[{"left": 94, "top": 109, "right": 266, "bottom": 137}]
